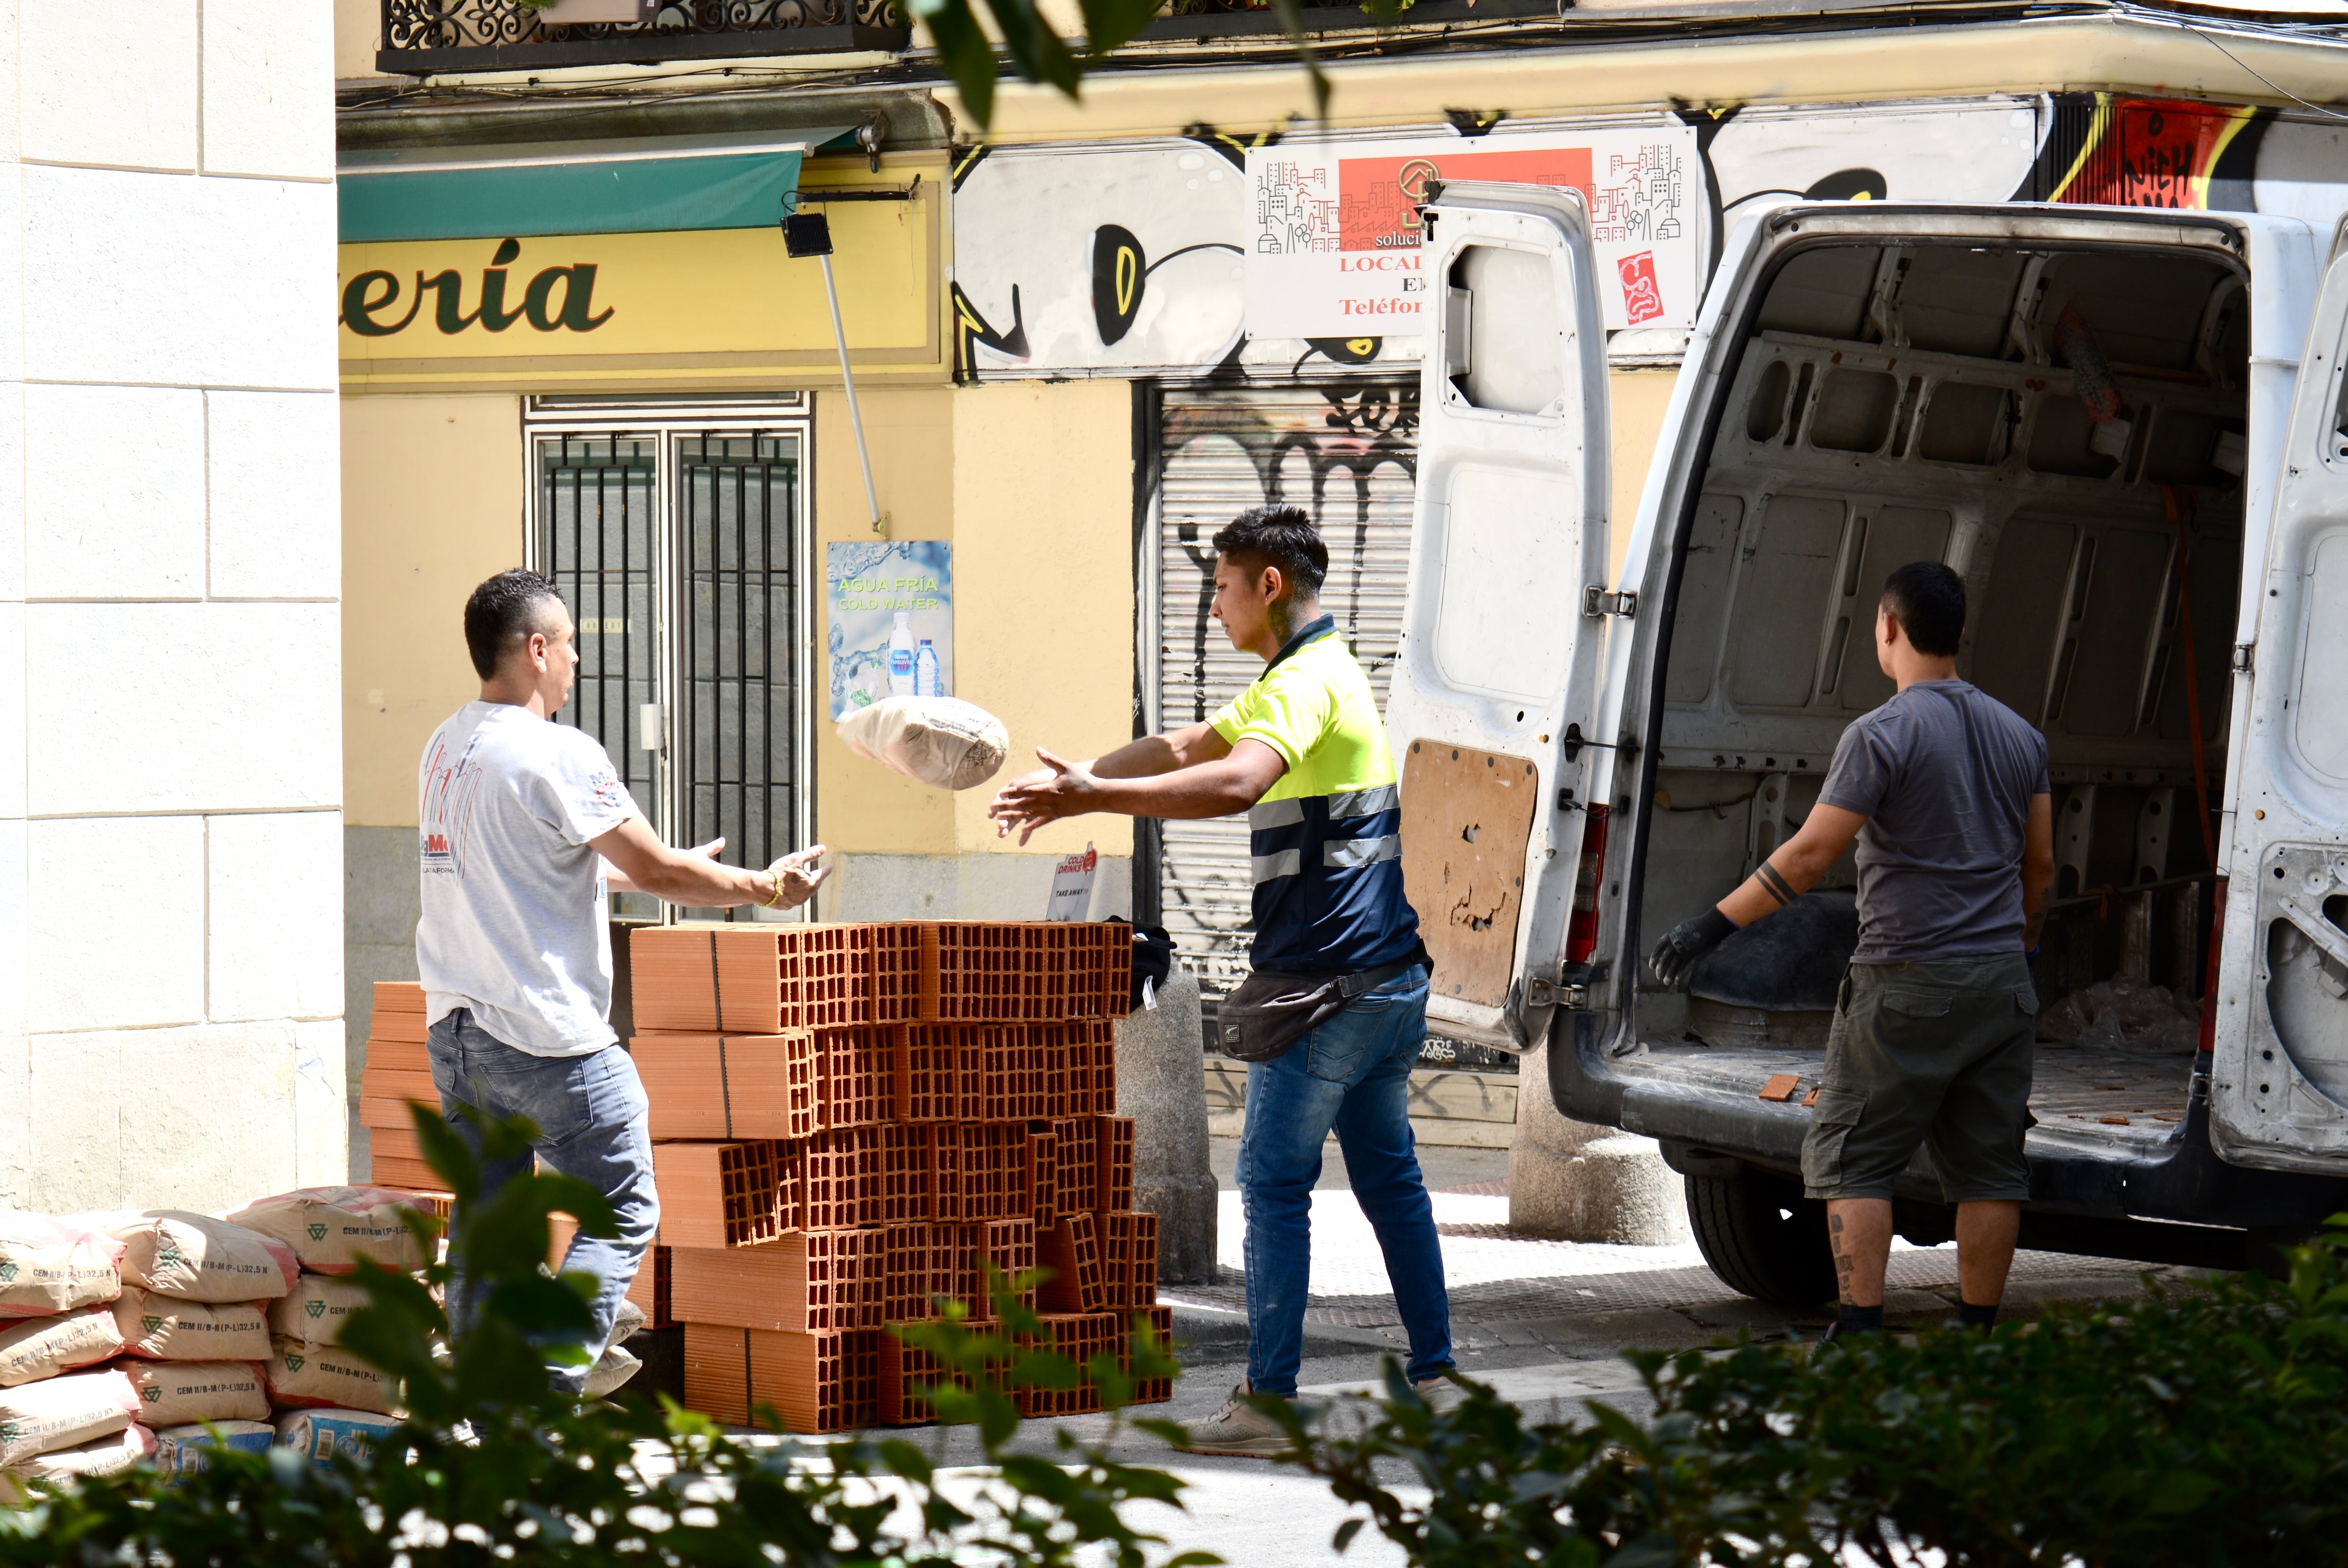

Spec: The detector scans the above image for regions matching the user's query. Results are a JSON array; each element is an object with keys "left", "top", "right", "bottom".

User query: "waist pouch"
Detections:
[{"left": 1215, "top": 946, "right": 1427, "bottom": 1064}]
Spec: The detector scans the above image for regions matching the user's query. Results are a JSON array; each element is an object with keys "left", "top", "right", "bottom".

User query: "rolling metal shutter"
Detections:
[{"left": 1154, "top": 379, "right": 1420, "bottom": 1008}]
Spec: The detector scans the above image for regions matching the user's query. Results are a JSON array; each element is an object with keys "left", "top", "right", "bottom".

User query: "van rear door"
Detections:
[
  {"left": 2210, "top": 216, "right": 2348, "bottom": 1175},
  {"left": 1383, "top": 181, "right": 1614, "bottom": 1050}
]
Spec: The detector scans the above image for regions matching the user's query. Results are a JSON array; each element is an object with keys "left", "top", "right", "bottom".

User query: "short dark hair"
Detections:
[
  {"left": 1881, "top": 560, "right": 1965, "bottom": 657},
  {"left": 464, "top": 569, "right": 567, "bottom": 680},
  {"left": 1212, "top": 504, "right": 1327, "bottom": 599}
]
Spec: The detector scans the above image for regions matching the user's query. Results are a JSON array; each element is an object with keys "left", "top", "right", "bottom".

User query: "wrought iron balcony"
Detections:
[{"left": 379, "top": 0, "right": 911, "bottom": 76}]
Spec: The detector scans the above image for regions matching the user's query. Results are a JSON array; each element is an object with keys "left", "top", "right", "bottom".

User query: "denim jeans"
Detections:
[
  {"left": 425, "top": 1007, "right": 660, "bottom": 1395},
  {"left": 1236, "top": 964, "right": 1452, "bottom": 1397}
]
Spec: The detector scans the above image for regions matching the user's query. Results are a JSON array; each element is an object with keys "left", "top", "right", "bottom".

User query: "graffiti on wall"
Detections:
[{"left": 951, "top": 97, "right": 2348, "bottom": 378}]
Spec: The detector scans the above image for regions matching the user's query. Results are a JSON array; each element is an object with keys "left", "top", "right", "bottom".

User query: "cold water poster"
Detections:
[{"left": 827, "top": 541, "right": 953, "bottom": 719}]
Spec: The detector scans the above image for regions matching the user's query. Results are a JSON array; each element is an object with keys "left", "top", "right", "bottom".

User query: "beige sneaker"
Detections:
[
  {"left": 1178, "top": 1380, "right": 1294, "bottom": 1457},
  {"left": 1413, "top": 1375, "right": 1466, "bottom": 1414}
]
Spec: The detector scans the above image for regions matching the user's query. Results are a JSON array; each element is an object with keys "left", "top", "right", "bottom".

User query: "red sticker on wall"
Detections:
[{"left": 1618, "top": 251, "right": 1664, "bottom": 325}]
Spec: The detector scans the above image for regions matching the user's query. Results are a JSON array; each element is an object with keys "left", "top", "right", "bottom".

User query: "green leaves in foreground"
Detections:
[
  {"left": 1277, "top": 1224, "right": 2348, "bottom": 1567},
  {"left": 0, "top": 1102, "right": 1213, "bottom": 1568}
]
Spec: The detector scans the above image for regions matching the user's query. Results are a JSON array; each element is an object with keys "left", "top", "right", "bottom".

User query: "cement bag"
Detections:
[
  {"left": 0, "top": 1422, "right": 155, "bottom": 1501},
  {"left": 269, "top": 1274, "right": 372, "bottom": 1348},
  {"left": 120, "top": 1359, "right": 269, "bottom": 1426},
  {"left": 104, "top": 1212, "right": 298, "bottom": 1303},
  {"left": 264, "top": 1337, "right": 399, "bottom": 1415},
  {"left": 112, "top": 1289, "right": 270, "bottom": 1362},
  {"left": 0, "top": 1368, "right": 137, "bottom": 1467},
  {"left": 0, "top": 1213, "right": 123, "bottom": 1318},
  {"left": 0, "top": 1307, "right": 125, "bottom": 1387},
  {"left": 276, "top": 1407, "right": 401, "bottom": 1471},
  {"left": 154, "top": 1419, "right": 273, "bottom": 1475},
  {"left": 225, "top": 1187, "right": 432, "bottom": 1276},
  {"left": 837, "top": 696, "right": 1009, "bottom": 791}
]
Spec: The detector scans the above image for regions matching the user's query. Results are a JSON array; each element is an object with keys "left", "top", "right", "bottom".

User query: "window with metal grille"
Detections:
[
  {"left": 531, "top": 409, "right": 811, "bottom": 925},
  {"left": 679, "top": 433, "right": 802, "bottom": 921}
]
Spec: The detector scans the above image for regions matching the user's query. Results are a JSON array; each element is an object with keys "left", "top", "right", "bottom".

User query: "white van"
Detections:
[{"left": 1387, "top": 183, "right": 2348, "bottom": 1301}]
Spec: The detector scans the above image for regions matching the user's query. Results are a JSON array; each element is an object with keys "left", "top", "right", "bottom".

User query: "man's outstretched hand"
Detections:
[
  {"left": 988, "top": 749, "right": 1099, "bottom": 845},
  {"left": 765, "top": 843, "right": 831, "bottom": 908}
]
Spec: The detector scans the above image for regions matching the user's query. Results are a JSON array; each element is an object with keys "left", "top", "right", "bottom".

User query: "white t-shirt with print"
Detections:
[{"left": 416, "top": 702, "right": 640, "bottom": 1058}]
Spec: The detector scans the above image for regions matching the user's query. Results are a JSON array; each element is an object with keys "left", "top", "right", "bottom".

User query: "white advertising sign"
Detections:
[{"left": 1244, "top": 127, "right": 1700, "bottom": 339}]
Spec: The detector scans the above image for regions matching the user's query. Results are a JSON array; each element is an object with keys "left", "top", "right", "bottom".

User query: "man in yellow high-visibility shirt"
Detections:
[{"left": 991, "top": 504, "right": 1452, "bottom": 1456}]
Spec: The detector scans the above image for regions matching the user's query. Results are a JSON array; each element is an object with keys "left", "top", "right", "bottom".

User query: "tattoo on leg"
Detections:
[
  {"left": 1754, "top": 862, "right": 1797, "bottom": 908},
  {"left": 1829, "top": 1213, "right": 1844, "bottom": 1235}
]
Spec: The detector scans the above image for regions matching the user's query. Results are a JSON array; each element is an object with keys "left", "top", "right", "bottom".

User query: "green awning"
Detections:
[{"left": 338, "top": 128, "right": 856, "bottom": 244}]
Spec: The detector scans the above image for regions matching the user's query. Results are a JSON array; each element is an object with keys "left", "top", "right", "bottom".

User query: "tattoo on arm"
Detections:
[{"left": 1754, "top": 861, "right": 1798, "bottom": 908}]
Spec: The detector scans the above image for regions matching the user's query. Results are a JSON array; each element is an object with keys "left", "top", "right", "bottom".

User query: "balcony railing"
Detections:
[{"left": 379, "top": 0, "right": 911, "bottom": 76}]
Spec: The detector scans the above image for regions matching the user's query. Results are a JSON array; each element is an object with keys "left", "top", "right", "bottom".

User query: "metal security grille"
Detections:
[
  {"left": 679, "top": 433, "right": 803, "bottom": 921},
  {"left": 539, "top": 432, "right": 662, "bottom": 832},
  {"left": 1153, "top": 379, "right": 1420, "bottom": 1006}
]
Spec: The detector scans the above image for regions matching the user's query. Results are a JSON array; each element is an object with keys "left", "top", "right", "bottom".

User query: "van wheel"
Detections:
[{"left": 1684, "top": 1168, "right": 1838, "bottom": 1305}]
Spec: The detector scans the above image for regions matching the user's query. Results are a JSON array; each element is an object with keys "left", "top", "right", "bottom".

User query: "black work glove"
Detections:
[{"left": 1649, "top": 908, "right": 1738, "bottom": 991}]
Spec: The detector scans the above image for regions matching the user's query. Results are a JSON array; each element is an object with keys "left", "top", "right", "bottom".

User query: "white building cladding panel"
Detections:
[
  {"left": 1153, "top": 378, "right": 1418, "bottom": 1008},
  {"left": 1, "top": 0, "right": 346, "bottom": 1212}
]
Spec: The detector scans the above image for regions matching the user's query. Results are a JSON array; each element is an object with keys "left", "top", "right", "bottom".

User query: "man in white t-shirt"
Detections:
[{"left": 416, "top": 569, "right": 828, "bottom": 1394}]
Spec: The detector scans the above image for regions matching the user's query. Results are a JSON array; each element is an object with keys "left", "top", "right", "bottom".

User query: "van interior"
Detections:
[{"left": 1624, "top": 237, "right": 2248, "bottom": 1151}]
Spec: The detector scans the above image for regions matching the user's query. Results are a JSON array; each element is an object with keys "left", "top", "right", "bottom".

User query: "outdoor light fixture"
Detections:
[{"left": 781, "top": 211, "right": 833, "bottom": 258}]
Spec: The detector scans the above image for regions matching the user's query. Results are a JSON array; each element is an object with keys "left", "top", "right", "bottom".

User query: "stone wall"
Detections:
[{"left": 0, "top": 0, "right": 344, "bottom": 1210}]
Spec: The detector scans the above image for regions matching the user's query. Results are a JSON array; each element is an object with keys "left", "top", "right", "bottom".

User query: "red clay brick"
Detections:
[
  {"left": 669, "top": 1231, "right": 876, "bottom": 1334},
  {"left": 634, "top": 1031, "right": 815, "bottom": 1141},
  {"left": 1036, "top": 1211, "right": 1104, "bottom": 1314},
  {"left": 1022, "top": 1127, "right": 1059, "bottom": 1230},
  {"left": 895, "top": 1025, "right": 958, "bottom": 1123},
  {"left": 1095, "top": 1117, "right": 1136, "bottom": 1212},
  {"left": 682, "top": 1323, "right": 877, "bottom": 1432},
  {"left": 652, "top": 1141, "right": 779, "bottom": 1250},
  {"left": 624, "top": 1243, "right": 674, "bottom": 1330},
  {"left": 876, "top": 1329, "right": 974, "bottom": 1426}
]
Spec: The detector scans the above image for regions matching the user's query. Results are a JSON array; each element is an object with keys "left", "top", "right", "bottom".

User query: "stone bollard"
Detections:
[
  {"left": 1508, "top": 1039, "right": 1691, "bottom": 1244},
  {"left": 1113, "top": 965, "right": 1220, "bottom": 1283}
]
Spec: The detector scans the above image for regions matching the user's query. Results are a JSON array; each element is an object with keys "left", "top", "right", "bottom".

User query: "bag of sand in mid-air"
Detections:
[{"left": 837, "top": 696, "right": 1009, "bottom": 791}]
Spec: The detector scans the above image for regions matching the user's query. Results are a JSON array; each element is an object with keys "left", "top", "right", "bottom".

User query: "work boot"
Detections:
[{"left": 1178, "top": 1380, "right": 1294, "bottom": 1457}]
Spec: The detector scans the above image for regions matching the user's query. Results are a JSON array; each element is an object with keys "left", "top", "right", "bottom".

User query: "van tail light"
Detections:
[{"left": 1565, "top": 803, "right": 1611, "bottom": 965}]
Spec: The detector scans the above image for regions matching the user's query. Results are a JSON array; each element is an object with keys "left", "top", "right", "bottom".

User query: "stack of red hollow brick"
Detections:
[
  {"left": 358, "top": 984, "right": 438, "bottom": 1190},
  {"left": 634, "top": 920, "right": 1167, "bottom": 1433}
]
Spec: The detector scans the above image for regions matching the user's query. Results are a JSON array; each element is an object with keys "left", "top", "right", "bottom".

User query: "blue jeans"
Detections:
[
  {"left": 1236, "top": 965, "right": 1452, "bottom": 1397},
  {"left": 425, "top": 1007, "right": 660, "bottom": 1396}
]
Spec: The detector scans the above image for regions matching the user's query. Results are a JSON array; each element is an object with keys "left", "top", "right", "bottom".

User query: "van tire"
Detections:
[{"left": 1684, "top": 1168, "right": 1838, "bottom": 1305}]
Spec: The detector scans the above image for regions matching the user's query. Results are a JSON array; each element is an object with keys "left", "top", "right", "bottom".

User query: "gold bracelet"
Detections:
[{"left": 761, "top": 868, "right": 786, "bottom": 908}]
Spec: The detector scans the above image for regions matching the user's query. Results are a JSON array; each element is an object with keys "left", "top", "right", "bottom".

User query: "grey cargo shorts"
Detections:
[{"left": 1800, "top": 953, "right": 2038, "bottom": 1205}]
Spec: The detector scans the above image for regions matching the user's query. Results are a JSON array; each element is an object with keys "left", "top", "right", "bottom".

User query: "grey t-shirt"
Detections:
[{"left": 1816, "top": 680, "right": 2051, "bottom": 964}]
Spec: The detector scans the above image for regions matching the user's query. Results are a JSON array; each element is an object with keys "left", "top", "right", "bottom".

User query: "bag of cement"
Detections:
[
  {"left": 102, "top": 1212, "right": 298, "bottom": 1303},
  {"left": 0, "top": 1213, "right": 123, "bottom": 1319},
  {"left": 120, "top": 1359, "right": 269, "bottom": 1426},
  {"left": 275, "top": 1407, "right": 401, "bottom": 1471},
  {"left": 837, "top": 696, "right": 1009, "bottom": 791},
  {"left": 0, "top": 1367, "right": 137, "bottom": 1467},
  {"left": 264, "top": 1337, "right": 399, "bottom": 1415},
  {"left": 154, "top": 1419, "right": 274, "bottom": 1475},
  {"left": 0, "top": 1422, "right": 155, "bottom": 1501},
  {"left": 0, "top": 1307, "right": 125, "bottom": 1387},
  {"left": 112, "top": 1288, "right": 271, "bottom": 1362},
  {"left": 269, "top": 1274, "right": 372, "bottom": 1348},
  {"left": 225, "top": 1187, "right": 433, "bottom": 1277}
]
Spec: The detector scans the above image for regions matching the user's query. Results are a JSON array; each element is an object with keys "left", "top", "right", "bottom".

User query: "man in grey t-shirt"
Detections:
[
  {"left": 1649, "top": 562, "right": 2055, "bottom": 1340},
  {"left": 417, "top": 570, "right": 830, "bottom": 1394}
]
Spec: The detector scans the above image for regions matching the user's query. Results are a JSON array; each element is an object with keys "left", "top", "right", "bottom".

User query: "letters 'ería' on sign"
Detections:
[{"left": 340, "top": 237, "right": 613, "bottom": 338}]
